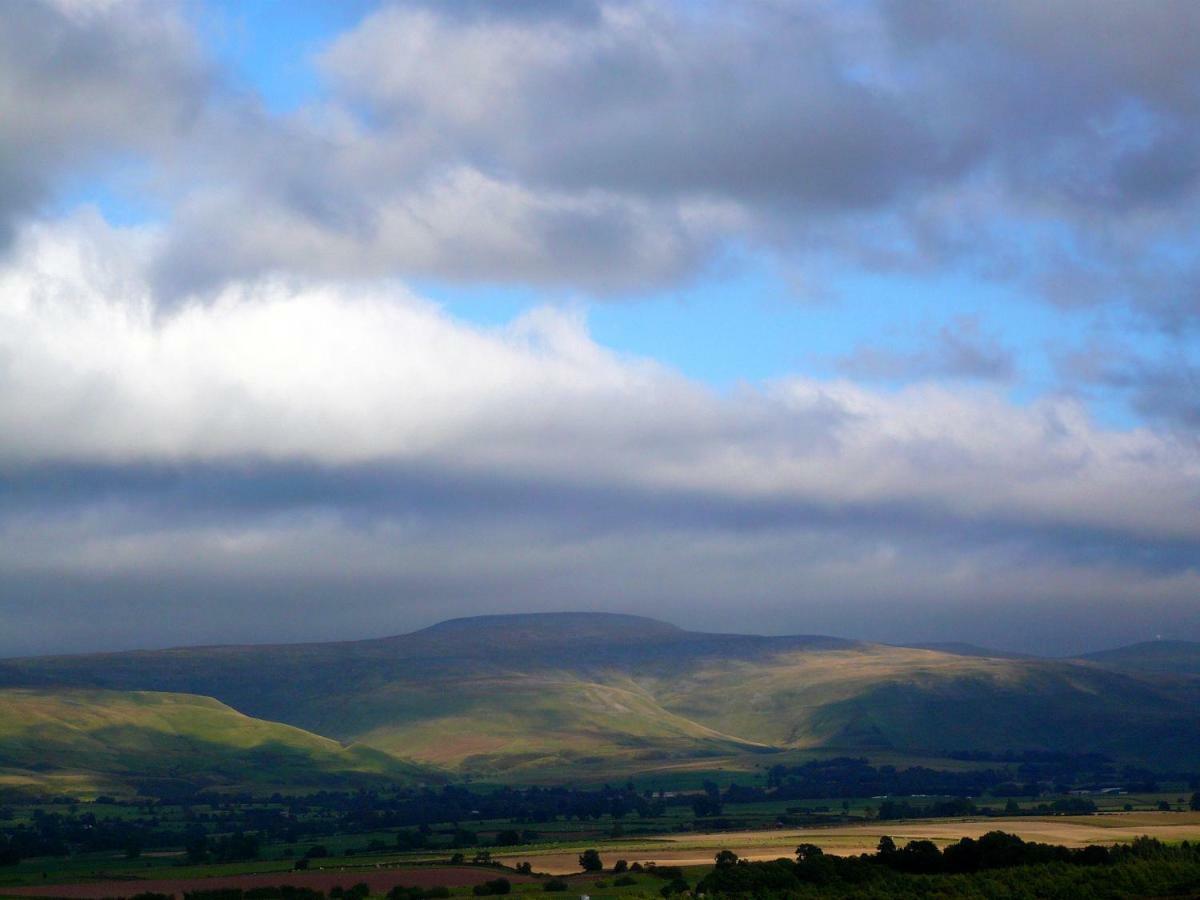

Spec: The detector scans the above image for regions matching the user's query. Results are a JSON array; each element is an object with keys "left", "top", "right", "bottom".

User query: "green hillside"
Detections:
[
  {"left": 0, "top": 688, "right": 434, "bottom": 797},
  {"left": 2, "top": 614, "right": 1199, "bottom": 779}
]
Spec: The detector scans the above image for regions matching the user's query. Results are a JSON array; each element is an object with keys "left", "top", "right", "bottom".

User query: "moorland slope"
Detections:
[{"left": 2, "top": 614, "right": 1198, "bottom": 780}]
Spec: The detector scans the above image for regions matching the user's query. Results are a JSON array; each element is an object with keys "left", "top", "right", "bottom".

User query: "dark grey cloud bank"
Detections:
[{"left": 2, "top": 458, "right": 1198, "bottom": 659}]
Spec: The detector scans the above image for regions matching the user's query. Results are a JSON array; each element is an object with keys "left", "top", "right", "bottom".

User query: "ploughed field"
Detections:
[{"left": 0, "top": 867, "right": 537, "bottom": 899}]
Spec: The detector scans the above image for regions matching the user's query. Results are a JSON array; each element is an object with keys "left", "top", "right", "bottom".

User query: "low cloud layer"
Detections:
[{"left": 1, "top": 218, "right": 1196, "bottom": 656}]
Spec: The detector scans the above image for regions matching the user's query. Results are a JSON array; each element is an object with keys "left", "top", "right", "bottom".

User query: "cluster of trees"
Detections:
[
  {"left": 763, "top": 758, "right": 1009, "bottom": 798},
  {"left": 697, "top": 833, "right": 1200, "bottom": 897},
  {"left": 762, "top": 755, "right": 1198, "bottom": 801},
  {"left": 184, "top": 829, "right": 261, "bottom": 864},
  {"left": 690, "top": 781, "right": 723, "bottom": 818},
  {"left": 875, "top": 794, "right": 1097, "bottom": 821},
  {"left": 302, "top": 784, "right": 667, "bottom": 831},
  {"left": 0, "top": 782, "right": 674, "bottom": 866},
  {"left": 470, "top": 878, "right": 510, "bottom": 896},
  {"left": 946, "top": 750, "right": 1195, "bottom": 793},
  {"left": 0, "top": 807, "right": 190, "bottom": 861}
]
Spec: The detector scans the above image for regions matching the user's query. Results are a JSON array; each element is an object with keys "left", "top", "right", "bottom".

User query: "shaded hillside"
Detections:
[
  {"left": 635, "top": 646, "right": 1200, "bottom": 767},
  {"left": 0, "top": 614, "right": 856, "bottom": 756},
  {"left": 1080, "top": 640, "right": 1200, "bottom": 676},
  {"left": 0, "top": 688, "right": 435, "bottom": 796},
  {"left": 2, "top": 614, "right": 1199, "bottom": 776}
]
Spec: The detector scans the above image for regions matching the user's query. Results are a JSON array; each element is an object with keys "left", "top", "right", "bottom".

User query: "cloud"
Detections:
[
  {"left": 837, "top": 317, "right": 1016, "bottom": 381},
  {"left": 5, "top": 217, "right": 1198, "bottom": 535},
  {"left": 0, "top": 217, "right": 1197, "bottom": 654},
  {"left": 4, "top": 2, "right": 1200, "bottom": 653},
  {"left": 116, "top": 0, "right": 1200, "bottom": 328},
  {"left": 5, "top": 0, "right": 1200, "bottom": 327},
  {"left": 1057, "top": 340, "right": 1200, "bottom": 432},
  {"left": 0, "top": 0, "right": 210, "bottom": 245}
]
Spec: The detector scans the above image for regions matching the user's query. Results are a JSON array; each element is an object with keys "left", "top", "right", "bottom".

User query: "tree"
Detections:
[
  {"left": 579, "top": 848, "right": 603, "bottom": 872},
  {"left": 472, "top": 878, "right": 510, "bottom": 896},
  {"left": 184, "top": 832, "right": 209, "bottom": 864},
  {"left": 1191, "top": 792, "right": 1200, "bottom": 811},
  {"left": 692, "top": 781, "right": 724, "bottom": 818},
  {"left": 715, "top": 849, "right": 739, "bottom": 867},
  {"left": 795, "top": 843, "right": 824, "bottom": 862},
  {"left": 660, "top": 878, "right": 689, "bottom": 897}
]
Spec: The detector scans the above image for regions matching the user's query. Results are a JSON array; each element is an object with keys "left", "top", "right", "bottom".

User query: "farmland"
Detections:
[
  {"left": 2, "top": 616, "right": 1199, "bottom": 897},
  {"left": 2, "top": 812, "right": 1200, "bottom": 899},
  {"left": 494, "top": 812, "right": 1200, "bottom": 873}
]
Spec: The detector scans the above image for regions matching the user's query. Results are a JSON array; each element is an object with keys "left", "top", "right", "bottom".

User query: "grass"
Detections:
[{"left": 0, "top": 688, "right": 434, "bottom": 796}]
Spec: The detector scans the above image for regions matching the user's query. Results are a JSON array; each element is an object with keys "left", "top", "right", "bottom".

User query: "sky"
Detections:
[{"left": 1, "top": 0, "right": 1198, "bottom": 658}]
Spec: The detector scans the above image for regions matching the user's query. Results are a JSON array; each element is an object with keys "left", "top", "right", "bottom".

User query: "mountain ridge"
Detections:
[{"left": 2, "top": 613, "right": 1198, "bottom": 782}]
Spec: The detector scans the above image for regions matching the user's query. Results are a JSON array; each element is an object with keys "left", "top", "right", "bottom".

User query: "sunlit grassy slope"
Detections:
[
  {"left": 351, "top": 674, "right": 768, "bottom": 772},
  {"left": 2, "top": 614, "right": 1198, "bottom": 779},
  {"left": 0, "top": 688, "right": 433, "bottom": 795}
]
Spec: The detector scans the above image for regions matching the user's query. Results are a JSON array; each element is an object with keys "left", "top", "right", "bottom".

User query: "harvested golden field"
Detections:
[{"left": 496, "top": 812, "right": 1200, "bottom": 874}]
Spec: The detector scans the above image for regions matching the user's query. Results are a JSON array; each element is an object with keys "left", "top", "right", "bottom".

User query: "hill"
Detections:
[
  {"left": 898, "top": 642, "right": 1030, "bottom": 659},
  {"left": 1080, "top": 640, "right": 1200, "bottom": 676},
  {"left": 2, "top": 613, "right": 1199, "bottom": 779},
  {"left": 0, "top": 688, "right": 435, "bottom": 797}
]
